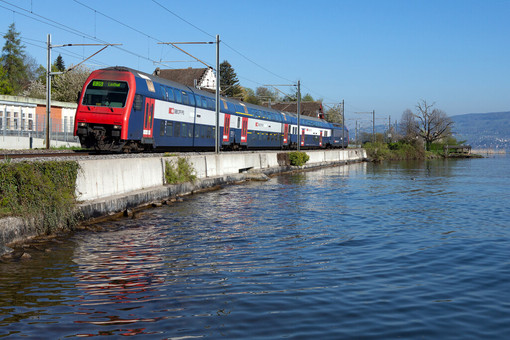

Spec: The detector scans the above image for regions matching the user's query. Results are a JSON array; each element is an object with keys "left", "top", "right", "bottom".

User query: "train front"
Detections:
[{"left": 74, "top": 68, "right": 136, "bottom": 152}]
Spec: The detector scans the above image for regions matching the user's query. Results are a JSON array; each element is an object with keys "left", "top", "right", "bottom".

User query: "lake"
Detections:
[{"left": 1, "top": 155, "right": 509, "bottom": 339}]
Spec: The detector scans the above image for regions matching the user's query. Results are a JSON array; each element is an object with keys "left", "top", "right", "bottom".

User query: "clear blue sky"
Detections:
[{"left": 1, "top": 0, "right": 509, "bottom": 129}]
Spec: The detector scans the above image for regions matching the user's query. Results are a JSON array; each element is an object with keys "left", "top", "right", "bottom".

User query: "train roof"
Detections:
[{"left": 101, "top": 67, "right": 338, "bottom": 128}]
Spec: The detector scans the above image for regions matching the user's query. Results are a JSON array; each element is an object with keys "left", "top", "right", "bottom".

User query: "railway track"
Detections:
[{"left": 1, "top": 150, "right": 94, "bottom": 160}]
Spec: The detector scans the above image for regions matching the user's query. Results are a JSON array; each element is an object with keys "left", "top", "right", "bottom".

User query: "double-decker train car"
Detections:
[{"left": 74, "top": 66, "right": 348, "bottom": 152}]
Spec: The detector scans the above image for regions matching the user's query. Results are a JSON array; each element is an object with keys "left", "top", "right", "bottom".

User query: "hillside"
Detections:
[{"left": 451, "top": 111, "right": 510, "bottom": 150}]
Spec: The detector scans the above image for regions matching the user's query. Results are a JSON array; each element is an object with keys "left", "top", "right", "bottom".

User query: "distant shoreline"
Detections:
[{"left": 471, "top": 148, "right": 507, "bottom": 154}]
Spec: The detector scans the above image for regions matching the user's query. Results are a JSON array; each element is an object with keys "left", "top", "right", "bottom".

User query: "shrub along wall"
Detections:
[{"left": 0, "top": 161, "right": 80, "bottom": 234}]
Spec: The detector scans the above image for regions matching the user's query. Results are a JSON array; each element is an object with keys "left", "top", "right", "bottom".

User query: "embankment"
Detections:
[{"left": 1, "top": 149, "right": 366, "bottom": 255}]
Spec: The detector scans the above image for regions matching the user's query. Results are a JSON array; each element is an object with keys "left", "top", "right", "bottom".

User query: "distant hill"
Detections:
[
  {"left": 451, "top": 111, "right": 510, "bottom": 150},
  {"left": 355, "top": 111, "right": 510, "bottom": 149}
]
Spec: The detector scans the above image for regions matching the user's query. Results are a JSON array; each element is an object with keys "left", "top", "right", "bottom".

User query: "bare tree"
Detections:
[
  {"left": 406, "top": 100, "right": 453, "bottom": 150},
  {"left": 399, "top": 108, "right": 417, "bottom": 141}
]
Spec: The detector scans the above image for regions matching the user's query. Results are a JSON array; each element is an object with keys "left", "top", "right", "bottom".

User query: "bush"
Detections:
[
  {"left": 0, "top": 161, "right": 81, "bottom": 234},
  {"left": 288, "top": 151, "right": 310, "bottom": 166},
  {"left": 165, "top": 157, "right": 196, "bottom": 184}
]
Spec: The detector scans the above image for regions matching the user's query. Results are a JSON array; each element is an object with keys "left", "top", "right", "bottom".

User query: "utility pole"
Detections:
[
  {"left": 263, "top": 83, "right": 300, "bottom": 150},
  {"left": 46, "top": 34, "right": 52, "bottom": 149},
  {"left": 158, "top": 37, "right": 219, "bottom": 153},
  {"left": 372, "top": 110, "right": 375, "bottom": 142},
  {"left": 215, "top": 35, "right": 220, "bottom": 154},
  {"left": 342, "top": 99, "right": 345, "bottom": 146},
  {"left": 46, "top": 34, "right": 120, "bottom": 149},
  {"left": 297, "top": 80, "right": 301, "bottom": 151}
]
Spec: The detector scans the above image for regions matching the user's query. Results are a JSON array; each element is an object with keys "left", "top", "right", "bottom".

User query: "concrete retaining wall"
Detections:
[{"left": 75, "top": 149, "right": 367, "bottom": 201}]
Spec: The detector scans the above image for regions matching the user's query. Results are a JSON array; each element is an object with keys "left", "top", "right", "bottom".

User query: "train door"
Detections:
[
  {"left": 301, "top": 128, "right": 305, "bottom": 147},
  {"left": 319, "top": 130, "right": 323, "bottom": 147},
  {"left": 143, "top": 97, "right": 155, "bottom": 140},
  {"left": 240, "top": 117, "right": 249, "bottom": 145},
  {"left": 223, "top": 114, "right": 231, "bottom": 144},
  {"left": 283, "top": 123, "right": 289, "bottom": 147}
]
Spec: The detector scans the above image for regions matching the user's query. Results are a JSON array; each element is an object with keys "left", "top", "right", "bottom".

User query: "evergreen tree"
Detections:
[
  {"left": 0, "top": 65, "right": 13, "bottom": 94},
  {"left": 54, "top": 54, "right": 65, "bottom": 72},
  {"left": 220, "top": 60, "right": 242, "bottom": 98},
  {"left": 1, "top": 23, "right": 30, "bottom": 94}
]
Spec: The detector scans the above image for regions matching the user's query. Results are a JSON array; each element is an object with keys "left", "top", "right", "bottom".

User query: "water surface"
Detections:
[{"left": 1, "top": 156, "right": 510, "bottom": 338}]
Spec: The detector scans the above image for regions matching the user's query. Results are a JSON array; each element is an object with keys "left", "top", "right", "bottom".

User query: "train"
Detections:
[{"left": 74, "top": 66, "right": 348, "bottom": 152}]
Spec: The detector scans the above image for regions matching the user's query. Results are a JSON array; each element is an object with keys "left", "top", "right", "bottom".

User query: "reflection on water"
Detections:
[{"left": 1, "top": 158, "right": 510, "bottom": 338}]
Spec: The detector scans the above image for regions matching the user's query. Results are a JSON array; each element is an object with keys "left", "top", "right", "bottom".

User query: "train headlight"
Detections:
[
  {"left": 113, "top": 125, "right": 122, "bottom": 130},
  {"left": 78, "top": 122, "right": 87, "bottom": 127}
]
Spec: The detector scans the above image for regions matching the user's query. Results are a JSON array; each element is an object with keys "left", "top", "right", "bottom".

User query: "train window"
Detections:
[
  {"left": 160, "top": 121, "right": 166, "bottom": 136},
  {"left": 189, "top": 93, "right": 195, "bottom": 106},
  {"left": 207, "top": 99, "right": 214, "bottom": 110},
  {"left": 174, "top": 122, "right": 181, "bottom": 137},
  {"left": 200, "top": 125, "right": 206, "bottom": 138},
  {"left": 174, "top": 89, "right": 182, "bottom": 103},
  {"left": 166, "top": 121, "right": 173, "bottom": 136},
  {"left": 195, "top": 125, "right": 200, "bottom": 138},
  {"left": 167, "top": 87, "right": 174, "bottom": 101},
  {"left": 324, "top": 131, "right": 328, "bottom": 137},
  {"left": 182, "top": 92, "right": 189, "bottom": 105},
  {"left": 181, "top": 123, "right": 187, "bottom": 137},
  {"left": 195, "top": 95, "right": 202, "bottom": 108},
  {"left": 237, "top": 117, "right": 241, "bottom": 129},
  {"left": 134, "top": 94, "right": 143, "bottom": 111},
  {"left": 160, "top": 87, "right": 167, "bottom": 101},
  {"left": 82, "top": 79, "right": 129, "bottom": 108},
  {"left": 202, "top": 97, "right": 208, "bottom": 108},
  {"left": 206, "top": 126, "right": 212, "bottom": 139},
  {"left": 188, "top": 125, "right": 193, "bottom": 137}
]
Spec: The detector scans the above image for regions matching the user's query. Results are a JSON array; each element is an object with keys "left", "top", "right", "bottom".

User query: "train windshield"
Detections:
[{"left": 82, "top": 80, "right": 129, "bottom": 108}]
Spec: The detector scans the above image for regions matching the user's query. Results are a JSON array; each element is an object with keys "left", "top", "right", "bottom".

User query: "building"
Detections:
[
  {"left": 153, "top": 67, "right": 216, "bottom": 91},
  {"left": 0, "top": 95, "right": 79, "bottom": 149}
]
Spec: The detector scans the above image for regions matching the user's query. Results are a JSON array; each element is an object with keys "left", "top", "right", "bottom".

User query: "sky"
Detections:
[{"left": 0, "top": 0, "right": 509, "bottom": 130}]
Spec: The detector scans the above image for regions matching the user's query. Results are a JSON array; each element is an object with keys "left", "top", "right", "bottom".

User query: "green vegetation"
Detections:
[
  {"left": 165, "top": 157, "right": 196, "bottom": 184},
  {"left": 364, "top": 138, "right": 468, "bottom": 162},
  {"left": 289, "top": 151, "right": 310, "bottom": 166},
  {"left": 0, "top": 161, "right": 81, "bottom": 234}
]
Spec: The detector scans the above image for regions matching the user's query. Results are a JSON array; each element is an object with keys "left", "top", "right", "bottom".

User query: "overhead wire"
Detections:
[
  {"left": 2, "top": 0, "right": 351, "bottom": 111},
  {"left": 0, "top": 0, "right": 173, "bottom": 69}
]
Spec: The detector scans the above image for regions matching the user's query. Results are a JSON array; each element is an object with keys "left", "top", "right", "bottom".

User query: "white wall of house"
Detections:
[{"left": 199, "top": 68, "right": 216, "bottom": 90}]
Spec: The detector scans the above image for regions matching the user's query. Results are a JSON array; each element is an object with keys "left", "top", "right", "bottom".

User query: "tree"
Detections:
[
  {"left": 302, "top": 93, "right": 314, "bottom": 101},
  {"left": 401, "top": 100, "right": 453, "bottom": 150},
  {"left": 54, "top": 54, "right": 65, "bottom": 72},
  {"left": 326, "top": 104, "right": 344, "bottom": 124},
  {"left": 0, "top": 65, "right": 13, "bottom": 94},
  {"left": 220, "top": 60, "right": 242, "bottom": 98},
  {"left": 399, "top": 108, "right": 416, "bottom": 141},
  {"left": 1, "top": 23, "right": 30, "bottom": 94},
  {"left": 242, "top": 87, "right": 260, "bottom": 105},
  {"left": 52, "top": 64, "right": 91, "bottom": 102}
]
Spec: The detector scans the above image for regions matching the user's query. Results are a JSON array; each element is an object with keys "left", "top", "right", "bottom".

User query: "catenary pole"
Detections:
[
  {"left": 342, "top": 99, "right": 345, "bottom": 147},
  {"left": 46, "top": 34, "right": 51, "bottom": 149},
  {"left": 297, "top": 80, "right": 301, "bottom": 151},
  {"left": 215, "top": 34, "right": 220, "bottom": 154}
]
